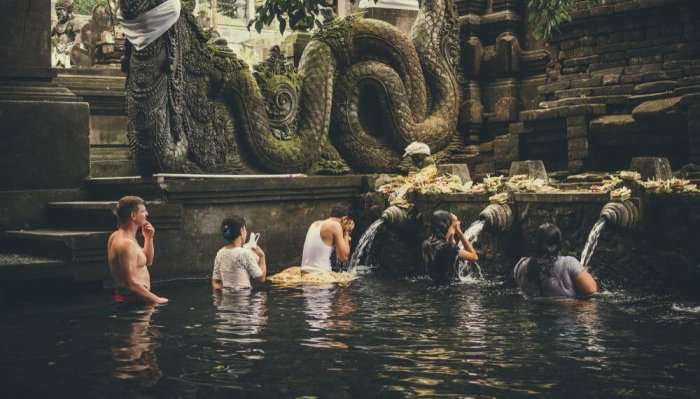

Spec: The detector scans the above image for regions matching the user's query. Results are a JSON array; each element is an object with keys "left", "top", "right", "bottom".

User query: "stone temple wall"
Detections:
[{"left": 456, "top": 0, "right": 700, "bottom": 178}]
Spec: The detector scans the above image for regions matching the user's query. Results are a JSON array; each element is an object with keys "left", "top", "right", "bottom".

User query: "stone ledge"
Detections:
[
  {"left": 3, "top": 229, "right": 110, "bottom": 264},
  {"left": 520, "top": 104, "right": 607, "bottom": 121},
  {"left": 412, "top": 193, "right": 491, "bottom": 204},
  {"left": 87, "top": 175, "right": 366, "bottom": 204},
  {"left": 513, "top": 192, "right": 610, "bottom": 203},
  {"left": 589, "top": 114, "right": 639, "bottom": 134},
  {"left": 570, "top": 0, "right": 689, "bottom": 21},
  {"left": 47, "top": 201, "right": 182, "bottom": 231}
]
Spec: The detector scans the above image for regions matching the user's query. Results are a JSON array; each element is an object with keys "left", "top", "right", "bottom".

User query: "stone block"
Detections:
[
  {"left": 438, "top": 164, "right": 471, "bottom": 183},
  {"left": 571, "top": 76, "right": 603, "bottom": 88},
  {"left": 0, "top": 98, "right": 90, "bottom": 190},
  {"left": 479, "top": 141, "right": 494, "bottom": 153},
  {"left": 639, "top": 62, "right": 665, "bottom": 72},
  {"left": 567, "top": 126, "right": 588, "bottom": 138},
  {"left": 641, "top": 70, "right": 683, "bottom": 82},
  {"left": 591, "top": 84, "right": 635, "bottom": 96},
  {"left": 538, "top": 80, "right": 571, "bottom": 94},
  {"left": 632, "top": 96, "right": 683, "bottom": 121},
  {"left": 0, "top": 1, "right": 52, "bottom": 78},
  {"left": 280, "top": 32, "right": 312, "bottom": 68},
  {"left": 568, "top": 159, "right": 585, "bottom": 173},
  {"left": 568, "top": 137, "right": 589, "bottom": 153},
  {"left": 620, "top": 73, "right": 644, "bottom": 84},
  {"left": 633, "top": 80, "right": 677, "bottom": 94},
  {"left": 602, "top": 74, "right": 621, "bottom": 85},
  {"left": 508, "top": 122, "right": 530, "bottom": 135},
  {"left": 568, "top": 149, "right": 589, "bottom": 161},
  {"left": 590, "top": 61, "right": 627, "bottom": 71},
  {"left": 591, "top": 66, "right": 625, "bottom": 76},
  {"left": 509, "top": 160, "right": 548, "bottom": 182},
  {"left": 562, "top": 55, "right": 600, "bottom": 68},
  {"left": 629, "top": 157, "right": 672, "bottom": 180},
  {"left": 601, "top": 52, "right": 627, "bottom": 63},
  {"left": 556, "top": 88, "right": 593, "bottom": 98},
  {"left": 589, "top": 114, "right": 638, "bottom": 134},
  {"left": 688, "top": 104, "right": 700, "bottom": 119},
  {"left": 567, "top": 116, "right": 587, "bottom": 127}
]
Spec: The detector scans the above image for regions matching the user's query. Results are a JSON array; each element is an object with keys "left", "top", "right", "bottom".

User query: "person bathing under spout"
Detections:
[
  {"left": 108, "top": 196, "right": 168, "bottom": 304},
  {"left": 514, "top": 223, "right": 597, "bottom": 299},
  {"left": 212, "top": 215, "right": 267, "bottom": 291},
  {"left": 422, "top": 210, "right": 479, "bottom": 285},
  {"left": 300, "top": 204, "right": 355, "bottom": 274},
  {"left": 268, "top": 205, "right": 357, "bottom": 285}
]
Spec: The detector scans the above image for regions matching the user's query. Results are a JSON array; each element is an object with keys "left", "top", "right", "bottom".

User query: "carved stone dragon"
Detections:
[{"left": 121, "top": 0, "right": 461, "bottom": 175}]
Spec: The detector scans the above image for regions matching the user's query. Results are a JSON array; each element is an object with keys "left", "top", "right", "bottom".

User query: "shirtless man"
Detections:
[
  {"left": 300, "top": 204, "right": 355, "bottom": 273},
  {"left": 107, "top": 196, "right": 168, "bottom": 304}
]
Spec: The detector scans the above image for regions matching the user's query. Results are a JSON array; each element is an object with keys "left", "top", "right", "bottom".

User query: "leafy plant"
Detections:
[
  {"left": 247, "top": 0, "right": 333, "bottom": 34},
  {"left": 74, "top": 0, "right": 103, "bottom": 15},
  {"left": 527, "top": 0, "right": 601, "bottom": 40},
  {"left": 245, "top": 0, "right": 600, "bottom": 39}
]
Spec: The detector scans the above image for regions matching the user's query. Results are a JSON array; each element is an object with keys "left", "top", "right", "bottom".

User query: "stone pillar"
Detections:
[
  {"left": 689, "top": 103, "right": 700, "bottom": 165},
  {"left": 566, "top": 115, "right": 590, "bottom": 173},
  {"left": 358, "top": 0, "right": 419, "bottom": 34},
  {"left": 281, "top": 32, "right": 312, "bottom": 68},
  {"left": 0, "top": 1, "right": 90, "bottom": 227}
]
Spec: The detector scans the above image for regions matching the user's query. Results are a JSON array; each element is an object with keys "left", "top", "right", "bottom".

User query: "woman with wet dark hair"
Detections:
[
  {"left": 212, "top": 215, "right": 267, "bottom": 291},
  {"left": 421, "top": 210, "right": 479, "bottom": 284},
  {"left": 514, "top": 223, "right": 597, "bottom": 298}
]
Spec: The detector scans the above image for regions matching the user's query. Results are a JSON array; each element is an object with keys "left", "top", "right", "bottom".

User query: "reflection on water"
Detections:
[
  {"left": 301, "top": 285, "right": 355, "bottom": 349},
  {"left": 1, "top": 278, "right": 699, "bottom": 398},
  {"left": 110, "top": 305, "right": 162, "bottom": 386},
  {"left": 214, "top": 290, "right": 268, "bottom": 346}
]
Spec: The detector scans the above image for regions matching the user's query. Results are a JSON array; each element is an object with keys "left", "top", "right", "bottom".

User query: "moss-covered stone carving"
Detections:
[{"left": 120, "top": 0, "right": 461, "bottom": 175}]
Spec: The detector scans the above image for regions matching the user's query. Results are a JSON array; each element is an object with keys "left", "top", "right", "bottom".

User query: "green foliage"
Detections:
[
  {"left": 527, "top": 0, "right": 600, "bottom": 40},
  {"left": 74, "top": 0, "right": 103, "bottom": 15},
  {"left": 246, "top": 0, "right": 599, "bottom": 39},
  {"left": 248, "top": 0, "right": 334, "bottom": 34}
]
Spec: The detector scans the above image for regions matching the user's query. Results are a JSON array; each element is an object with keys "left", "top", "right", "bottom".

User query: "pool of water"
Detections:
[{"left": 1, "top": 277, "right": 699, "bottom": 398}]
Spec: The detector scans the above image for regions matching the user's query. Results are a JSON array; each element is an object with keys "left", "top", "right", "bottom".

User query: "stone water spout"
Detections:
[
  {"left": 381, "top": 205, "right": 411, "bottom": 228},
  {"left": 478, "top": 204, "right": 513, "bottom": 233},
  {"left": 600, "top": 200, "right": 640, "bottom": 230}
]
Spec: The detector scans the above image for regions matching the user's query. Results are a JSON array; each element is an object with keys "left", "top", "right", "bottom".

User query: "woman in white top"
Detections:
[{"left": 212, "top": 215, "right": 267, "bottom": 290}]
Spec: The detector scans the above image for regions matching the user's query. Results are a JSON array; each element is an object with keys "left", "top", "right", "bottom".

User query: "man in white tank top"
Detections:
[{"left": 301, "top": 205, "right": 355, "bottom": 273}]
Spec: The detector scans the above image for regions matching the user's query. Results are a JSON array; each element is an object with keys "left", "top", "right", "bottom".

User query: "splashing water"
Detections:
[
  {"left": 348, "top": 219, "right": 384, "bottom": 273},
  {"left": 456, "top": 220, "right": 486, "bottom": 282},
  {"left": 464, "top": 220, "right": 485, "bottom": 244},
  {"left": 580, "top": 217, "right": 607, "bottom": 268}
]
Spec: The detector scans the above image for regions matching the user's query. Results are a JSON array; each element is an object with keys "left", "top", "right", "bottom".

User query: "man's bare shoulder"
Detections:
[{"left": 108, "top": 232, "right": 138, "bottom": 255}]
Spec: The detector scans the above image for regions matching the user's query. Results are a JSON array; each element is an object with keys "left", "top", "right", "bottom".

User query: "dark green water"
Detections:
[{"left": 1, "top": 278, "right": 698, "bottom": 398}]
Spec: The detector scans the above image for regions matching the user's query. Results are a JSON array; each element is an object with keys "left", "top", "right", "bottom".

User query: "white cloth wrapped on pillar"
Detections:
[
  {"left": 118, "top": 0, "right": 181, "bottom": 51},
  {"left": 358, "top": 0, "right": 419, "bottom": 11}
]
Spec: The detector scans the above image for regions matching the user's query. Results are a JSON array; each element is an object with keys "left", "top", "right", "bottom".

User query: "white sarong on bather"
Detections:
[{"left": 118, "top": 0, "right": 181, "bottom": 51}]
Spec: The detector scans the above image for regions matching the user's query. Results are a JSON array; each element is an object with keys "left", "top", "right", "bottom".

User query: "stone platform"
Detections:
[{"left": 1, "top": 174, "right": 367, "bottom": 285}]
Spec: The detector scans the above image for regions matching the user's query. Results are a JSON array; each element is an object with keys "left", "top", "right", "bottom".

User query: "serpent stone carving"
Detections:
[{"left": 120, "top": 0, "right": 461, "bottom": 175}]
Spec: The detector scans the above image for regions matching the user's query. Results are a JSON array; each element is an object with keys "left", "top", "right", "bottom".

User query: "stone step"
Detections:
[
  {"left": 2, "top": 229, "right": 110, "bottom": 264},
  {"left": 89, "top": 146, "right": 136, "bottom": 177},
  {"left": 90, "top": 159, "right": 136, "bottom": 178},
  {"left": 47, "top": 201, "right": 182, "bottom": 231},
  {"left": 0, "top": 253, "right": 68, "bottom": 281}
]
